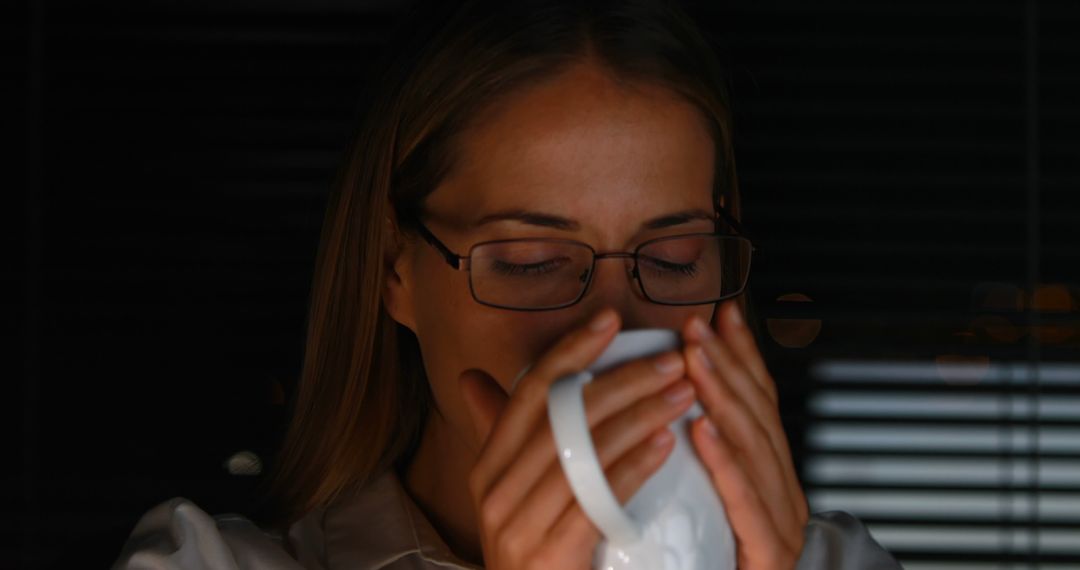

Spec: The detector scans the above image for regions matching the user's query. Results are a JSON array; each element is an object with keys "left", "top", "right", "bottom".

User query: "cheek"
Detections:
[
  {"left": 409, "top": 254, "right": 584, "bottom": 391},
  {"left": 420, "top": 307, "right": 580, "bottom": 395},
  {"left": 408, "top": 264, "right": 578, "bottom": 437}
]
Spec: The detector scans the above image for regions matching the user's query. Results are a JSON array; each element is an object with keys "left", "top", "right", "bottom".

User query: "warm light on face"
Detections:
[{"left": 395, "top": 62, "right": 723, "bottom": 450}]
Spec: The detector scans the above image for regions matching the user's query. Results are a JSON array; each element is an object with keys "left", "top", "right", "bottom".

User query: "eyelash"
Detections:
[
  {"left": 489, "top": 257, "right": 698, "bottom": 277},
  {"left": 490, "top": 258, "right": 570, "bottom": 275},
  {"left": 642, "top": 257, "right": 699, "bottom": 276}
]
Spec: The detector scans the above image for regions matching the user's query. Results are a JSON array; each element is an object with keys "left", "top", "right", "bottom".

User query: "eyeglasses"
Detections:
[{"left": 409, "top": 208, "right": 756, "bottom": 311}]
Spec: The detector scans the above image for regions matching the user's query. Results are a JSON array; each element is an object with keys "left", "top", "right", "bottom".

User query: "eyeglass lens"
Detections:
[{"left": 468, "top": 235, "right": 750, "bottom": 309}]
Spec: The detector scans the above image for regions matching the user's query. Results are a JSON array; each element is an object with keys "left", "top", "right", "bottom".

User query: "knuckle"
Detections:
[
  {"left": 621, "top": 455, "right": 649, "bottom": 486},
  {"left": 757, "top": 551, "right": 781, "bottom": 568},
  {"left": 518, "top": 378, "right": 548, "bottom": 406},
  {"left": 729, "top": 412, "right": 765, "bottom": 450},
  {"left": 622, "top": 399, "right": 648, "bottom": 427},
  {"left": 732, "top": 475, "right": 758, "bottom": 506},
  {"left": 652, "top": 388, "right": 686, "bottom": 418},
  {"left": 477, "top": 495, "right": 505, "bottom": 529},
  {"left": 636, "top": 404, "right": 668, "bottom": 432},
  {"left": 498, "top": 529, "right": 529, "bottom": 562},
  {"left": 645, "top": 401, "right": 669, "bottom": 426},
  {"left": 621, "top": 444, "right": 660, "bottom": 485},
  {"left": 528, "top": 547, "right": 560, "bottom": 570},
  {"left": 749, "top": 422, "right": 772, "bottom": 451}
]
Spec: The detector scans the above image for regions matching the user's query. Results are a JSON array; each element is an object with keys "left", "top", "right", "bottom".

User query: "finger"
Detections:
[
  {"left": 684, "top": 317, "right": 805, "bottom": 522},
  {"left": 536, "top": 504, "right": 600, "bottom": 569},
  {"left": 684, "top": 331, "right": 793, "bottom": 478},
  {"left": 715, "top": 301, "right": 812, "bottom": 524},
  {"left": 691, "top": 416, "right": 802, "bottom": 566},
  {"left": 470, "top": 308, "right": 620, "bottom": 497},
  {"left": 589, "top": 380, "right": 694, "bottom": 473},
  {"left": 581, "top": 350, "right": 685, "bottom": 420},
  {"left": 501, "top": 381, "right": 694, "bottom": 545},
  {"left": 684, "top": 315, "right": 774, "bottom": 416},
  {"left": 543, "top": 427, "right": 677, "bottom": 560},
  {"left": 682, "top": 337, "right": 803, "bottom": 540},
  {"left": 479, "top": 352, "right": 687, "bottom": 530},
  {"left": 700, "top": 304, "right": 809, "bottom": 524},
  {"left": 460, "top": 368, "right": 510, "bottom": 448},
  {"left": 720, "top": 299, "right": 776, "bottom": 403},
  {"left": 606, "top": 428, "right": 677, "bottom": 503}
]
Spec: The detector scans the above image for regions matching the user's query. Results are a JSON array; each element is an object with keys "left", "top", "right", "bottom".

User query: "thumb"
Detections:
[{"left": 459, "top": 368, "right": 509, "bottom": 448}]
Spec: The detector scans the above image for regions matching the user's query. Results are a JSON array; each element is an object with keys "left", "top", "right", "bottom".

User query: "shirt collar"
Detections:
[{"left": 293, "top": 469, "right": 483, "bottom": 570}]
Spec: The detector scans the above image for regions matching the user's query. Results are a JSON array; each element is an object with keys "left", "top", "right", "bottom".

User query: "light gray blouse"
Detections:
[{"left": 112, "top": 469, "right": 902, "bottom": 569}]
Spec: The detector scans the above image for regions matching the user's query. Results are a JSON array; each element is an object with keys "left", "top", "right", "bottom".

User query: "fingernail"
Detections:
[
  {"left": 653, "top": 352, "right": 683, "bottom": 374},
  {"left": 728, "top": 302, "right": 743, "bottom": 327},
  {"left": 692, "top": 315, "right": 714, "bottom": 339},
  {"left": 694, "top": 345, "right": 714, "bottom": 371},
  {"left": 702, "top": 416, "right": 719, "bottom": 439},
  {"left": 663, "top": 381, "right": 694, "bottom": 404},
  {"left": 590, "top": 309, "right": 617, "bottom": 332},
  {"left": 651, "top": 429, "right": 674, "bottom": 447}
]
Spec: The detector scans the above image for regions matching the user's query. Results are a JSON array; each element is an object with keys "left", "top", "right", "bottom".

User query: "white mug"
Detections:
[{"left": 543, "top": 329, "right": 737, "bottom": 570}]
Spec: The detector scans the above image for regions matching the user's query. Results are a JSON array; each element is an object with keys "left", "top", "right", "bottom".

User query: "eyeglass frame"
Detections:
[{"left": 405, "top": 205, "right": 758, "bottom": 311}]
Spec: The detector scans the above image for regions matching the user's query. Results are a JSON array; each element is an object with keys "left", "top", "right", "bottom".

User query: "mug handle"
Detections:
[{"left": 548, "top": 370, "right": 643, "bottom": 544}]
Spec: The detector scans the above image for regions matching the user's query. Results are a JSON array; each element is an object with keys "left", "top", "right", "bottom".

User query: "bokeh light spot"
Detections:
[{"left": 766, "top": 293, "right": 822, "bottom": 348}]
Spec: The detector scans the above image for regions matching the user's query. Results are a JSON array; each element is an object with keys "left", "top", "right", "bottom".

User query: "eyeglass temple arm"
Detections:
[
  {"left": 716, "top": 206, "right": 759, "bottom": 253},
  {"left": 413, "top": 221, "right": 464, "bottom": 270}
]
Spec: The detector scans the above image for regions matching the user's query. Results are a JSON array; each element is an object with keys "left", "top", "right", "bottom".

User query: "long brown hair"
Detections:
[{"left": 260, "top": 0, "right": 760, "bottom": 530}]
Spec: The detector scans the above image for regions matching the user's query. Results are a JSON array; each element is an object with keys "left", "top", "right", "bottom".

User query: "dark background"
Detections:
[{"left": 11, "top": 0, "right": 1080, "bottom": 568}]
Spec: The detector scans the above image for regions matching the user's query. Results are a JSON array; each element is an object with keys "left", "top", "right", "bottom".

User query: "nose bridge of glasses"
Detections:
[
  {"left": 590, "top": 251, "right": 638, "bottom": 277},
  {"left": 581, "top": 252, "right": 645, "bottom": 302},
  {"left": 591, "top": 252, "right": 643, "bottom": 284},
  {"left": 593, "top": 251, "right": 637, "bottom": 261}
]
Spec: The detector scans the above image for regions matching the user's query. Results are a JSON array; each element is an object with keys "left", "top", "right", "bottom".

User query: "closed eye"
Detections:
[
  {"left": 641, "top": 256, "right": 699, "bottom": 276},
  {"left": 489, "top": 257, "right": 571, "bottom": 276}
]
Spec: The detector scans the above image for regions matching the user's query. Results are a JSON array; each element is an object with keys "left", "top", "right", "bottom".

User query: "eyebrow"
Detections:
[{"left": 471, "top": 208, "right": 715, "bottom": 232}]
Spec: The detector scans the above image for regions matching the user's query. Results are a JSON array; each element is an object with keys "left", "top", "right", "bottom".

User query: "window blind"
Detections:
[{"left": 695, "top": 0, "right": 1080, "bottom": 566}]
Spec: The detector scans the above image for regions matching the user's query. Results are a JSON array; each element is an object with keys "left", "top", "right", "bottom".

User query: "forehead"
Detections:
[{"left": 424, "top": 62, "right": 716, "bottom": 235}]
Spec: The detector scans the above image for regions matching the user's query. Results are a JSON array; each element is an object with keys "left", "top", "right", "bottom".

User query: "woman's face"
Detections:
[{"left": 384, "top": 61, "right": 717, "bottom": 451}]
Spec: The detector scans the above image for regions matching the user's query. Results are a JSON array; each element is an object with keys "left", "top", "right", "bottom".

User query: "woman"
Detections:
[{"left": 115, "top": 1, "right": 901, "bottom": 568}]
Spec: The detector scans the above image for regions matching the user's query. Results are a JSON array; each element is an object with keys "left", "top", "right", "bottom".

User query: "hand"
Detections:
[
  {"left": 460, "top": 308, "right": 697, "bottom": 569},
  {"left": 681, "top": 299, "right": 809, "bottom": 569}
]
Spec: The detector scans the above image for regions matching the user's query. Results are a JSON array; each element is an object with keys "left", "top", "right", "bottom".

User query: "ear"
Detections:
[{"left": 381, "top": 214, "right": 418, "bottom": 333}]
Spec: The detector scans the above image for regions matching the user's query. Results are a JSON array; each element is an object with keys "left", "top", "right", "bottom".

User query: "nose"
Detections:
[{"left": 578, "top": 256, "right": 651, "bottom": 329}]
